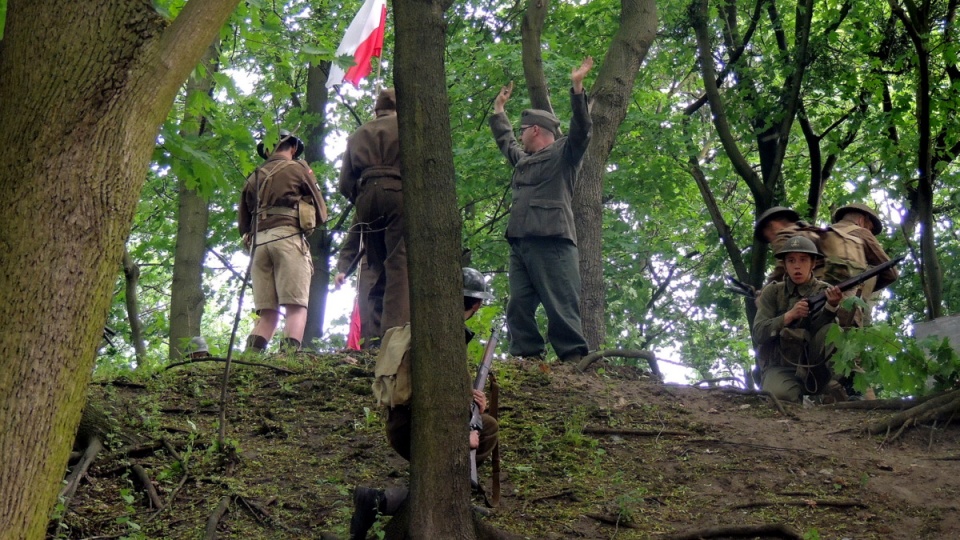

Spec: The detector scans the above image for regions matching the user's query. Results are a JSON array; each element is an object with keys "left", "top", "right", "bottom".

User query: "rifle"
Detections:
[
  {"left": 801, "top": 255, "right": 905, "bottom": 318},
  {"left": 469, "top": 322, "right": 501, "bottom": 490},
  {"left": 725, "top": 275, "right": 757, "bottom": 300}
]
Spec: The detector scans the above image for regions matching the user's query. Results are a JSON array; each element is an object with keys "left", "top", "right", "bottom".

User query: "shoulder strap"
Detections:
[{"left": 255, "top": 160, "right": 297, "bottom": 219}]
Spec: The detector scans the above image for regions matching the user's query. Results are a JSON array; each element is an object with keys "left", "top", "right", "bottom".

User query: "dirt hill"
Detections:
[{"left": 55, "top": 352, "right": 960, "bottom": 539}]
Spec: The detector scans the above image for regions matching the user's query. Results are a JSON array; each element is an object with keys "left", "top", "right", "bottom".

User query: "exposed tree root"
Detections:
[
  {"left": 131, "top": 464, "right": 164, "bottom": 510},
  {"left": 693, "top": 376, "right": 745, "bottom": 388},
  {"left": 583, "top": 427, "right": 694, "bottom": 437},
  {"left": 205, "top": 495, "right": 231, "bottom": 540},
  {"left": 866, "top": 389, "right": 960, "bottom": 439},
  {"left": 58, "top": 435, "right": 103, "bottom": 516},
  {"left": 828, "top": 393, "right": 942, "bottom": 410},
  {"left": 164, "top": 356, "right": 299, "bottom": 375},
  {"left": 576, "top": 348, "right": 661, "bottom": 379},
  {"left": 660, "top": 523, "right": 803, "bottom": 540}
]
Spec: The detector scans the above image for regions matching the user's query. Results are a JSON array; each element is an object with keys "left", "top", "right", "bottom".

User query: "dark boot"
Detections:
[
  {"left": 280, "top": 337, "right": 301, "bottom": 353},
  {"left": 349, "top": 487, "right": 384, "bottom": 540},
  {"left": 245, "top": 335, "right": 269, "bottom": 353},
  {"left": 349, "top": 486, "right": 407, "bottom": 540}
]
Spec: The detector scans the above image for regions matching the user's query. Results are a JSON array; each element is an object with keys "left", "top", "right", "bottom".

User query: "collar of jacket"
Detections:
[{"left": 784, "top": 276, "right": 821, "bottom": 297}]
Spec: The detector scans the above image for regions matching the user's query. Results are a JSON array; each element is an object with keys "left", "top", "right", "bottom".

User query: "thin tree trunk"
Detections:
[
  {"left": 122, "top": 247, "right": 148, "bottom": 363},
  {"left": 574, "top": 0, "right": 658, "bottom": 350},
  {"left": 302, "top": 61, "right": 333, "bottom": 349},
  {"left": 0, "top": 1, "right": 240, "bottom": 536},
  {"left": 394, "top": 0, "right": 475, "bottom": 537},
  {"left": 169, "top": 39, "right": 219, "bottom": 359}
]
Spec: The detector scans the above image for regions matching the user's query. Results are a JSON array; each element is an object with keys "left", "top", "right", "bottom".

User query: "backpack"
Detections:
[
  {"left": 819, "top": 222, "right": 868, "bottom": 284},
  {"left": 372, "top": 324, "right": 413, "bottom": 408}
]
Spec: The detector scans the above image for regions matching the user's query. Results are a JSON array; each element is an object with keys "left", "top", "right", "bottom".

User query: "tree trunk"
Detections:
[
  {"left": 122, "top": 247, "right": 148, "bottom": 363},
  {"left": 394, "top": 0, "right": 476, "bottom": 537},
  {"left": 0, "top": 1, "right": 240, "bottom": 537},
  {"left": 521, "top": 0, "right": 553, "bottom": 113},
  {"left": 169, "top": 39, "right": 219, "bottom": 360},
  {"left": 302, "top": 61, "right": 333, "bottom": 349},
  {"left": 574, "top": 0, "right": 658, "bottom": 350}
]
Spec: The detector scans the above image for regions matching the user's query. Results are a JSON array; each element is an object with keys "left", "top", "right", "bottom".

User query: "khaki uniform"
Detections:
[
  {"left": 239, "top": 156, "right": 325, "bottom": 310},
  {"left": 338, "top": 111, "right": 408, "bottom": 333},
  {"left": 754, "top": 277, "right": 840, "bottom": 402},
  {"left": 489, "top": 90, "right": 591, "bottom": 358}
]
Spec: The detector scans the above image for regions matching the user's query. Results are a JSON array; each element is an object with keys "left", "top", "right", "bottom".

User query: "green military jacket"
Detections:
[
  {"left": 753, "top": 277, "right": 838, "bottom": 368},
  {"left": 489, "top": 90, "right": 592, "bottom": 245}
]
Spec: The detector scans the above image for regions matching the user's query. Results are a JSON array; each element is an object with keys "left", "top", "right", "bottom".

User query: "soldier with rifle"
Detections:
[
  {"left": 348, "top": 268, "right": 500, "bottom": 539},
  {"left": 754, "top": 236, "right": 903, "bottom": 403}
]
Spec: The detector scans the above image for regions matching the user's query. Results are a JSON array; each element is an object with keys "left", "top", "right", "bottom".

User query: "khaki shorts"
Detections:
[{"left": 251, "top": 226, "right": 313, "bottom": 310}]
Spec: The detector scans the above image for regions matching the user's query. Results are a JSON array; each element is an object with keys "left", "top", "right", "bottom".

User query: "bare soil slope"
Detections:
[{"left": 57, "top": 353, "right": 960, "bottom": 539}]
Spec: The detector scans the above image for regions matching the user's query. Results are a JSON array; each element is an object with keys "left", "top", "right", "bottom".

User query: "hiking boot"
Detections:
[
  {"left": 560, "top": 352, "right": 582, "bottom": 364},
  {"left": 349, "top": 487, "right": 383, "bottom": 540}
]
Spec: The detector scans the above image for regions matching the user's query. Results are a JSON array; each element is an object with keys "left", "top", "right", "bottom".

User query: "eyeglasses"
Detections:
[{"left": 516, "top": 125, "right": 534, "bottom": 137}]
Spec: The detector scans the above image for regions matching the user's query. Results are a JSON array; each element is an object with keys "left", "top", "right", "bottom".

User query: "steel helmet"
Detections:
[
  {"left": 257, "top": 129, "right": 305, "bottom": 160},
  {"left": 462, "top": 268, "right": 493, "bottom": 300},
  {"left": 775, "top": 236, "right": 822, "bottom": 259},
  {"left": 186, "top": 336, "right": 209, "bottom": 355},
  {"left": 754, "top": 206, "right": 801, "bottom": 242},
  {"left": 833, "top": 203, "right": 882, "bottom": 235}
]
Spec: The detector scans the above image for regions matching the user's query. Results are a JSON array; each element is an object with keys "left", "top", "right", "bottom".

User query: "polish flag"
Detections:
[{"left": 326, "top": 0, "right": 388, "bottom": 88}]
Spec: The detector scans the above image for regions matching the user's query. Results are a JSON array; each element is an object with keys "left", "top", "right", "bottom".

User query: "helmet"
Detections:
[
  {"left": 185, "top": 336, "right": 209, "bottom": 355},
  {"left": 257, "top": 129, "right": 305, "bottom": 160},
  {"left": 462, "top": 268, "right": 493, "bottom": 300},
  {"left": 754, "top": 206, "right": 801, "bottom": 242},
  {"left": 775, "top": 236, "right": 822, "bottom": 259},
  {"left": 833, "top": 203, "right": 882, "bottom": 235}
]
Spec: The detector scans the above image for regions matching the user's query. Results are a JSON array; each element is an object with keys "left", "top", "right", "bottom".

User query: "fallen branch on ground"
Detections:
[
  {"left": 732, "top": 499, "right": 866, "bottom": 510},
  {"left": 659, "top": 523, "right": 803, "bottom": 540},
  {"left": 205, "top": 496, "right": 231, "bottom": 540},
  {"left": 164, "top": 357, "right": 299, "bottom": 375},
  {"left": 583, "top": 427, "right": 694, "bottom": 437},
  {"left": 585, "top": 513, "right": 640, "bottom": 529},
  {"left": 576, "top": 349, "right": 661, "bottom": 378}
]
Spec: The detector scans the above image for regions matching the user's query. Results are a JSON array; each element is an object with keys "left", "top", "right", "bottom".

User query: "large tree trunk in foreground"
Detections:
[
  {"left": 169, "top": 39, "right": 219, "bottom": 360},
  {"left": 574, "top": 0, "right": 658, "bottom": 350},
  {"left": 394, "top": 0, "right": 478, "bottom": 537},
  {"left": 0, "top": 1, "right": 240, "bottom": 537}
]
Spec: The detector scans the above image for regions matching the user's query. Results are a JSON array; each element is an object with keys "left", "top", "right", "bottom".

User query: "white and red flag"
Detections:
[{"left": 326, "top": 0, "right": 388, "bottom": 88}]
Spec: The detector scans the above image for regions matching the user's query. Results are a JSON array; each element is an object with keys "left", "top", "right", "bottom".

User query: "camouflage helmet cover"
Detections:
[
  {"left": 833, "top": 203, "right": 882, "bottom": 235},
  {"left": 775, "top": 235, "right": 822, "bottom": 259},
  {"left": 754, "top": 206, "right": 801, "bottom": 242},
  {"left": 462, "top": 267, "right": 493, "bottom": 300}
]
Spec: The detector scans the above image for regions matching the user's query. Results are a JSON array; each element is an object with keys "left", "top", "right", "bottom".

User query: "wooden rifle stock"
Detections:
[{"left": 470, "top": 323, "right": 501, "bottom": 489}]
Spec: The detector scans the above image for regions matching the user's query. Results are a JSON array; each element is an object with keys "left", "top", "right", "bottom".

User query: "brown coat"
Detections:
[
  {"left": 238, "top": 155, "right": 326, "bottom": 235},
  {"left": 337, "top": 111, "right": 401, "bottom": 203}
]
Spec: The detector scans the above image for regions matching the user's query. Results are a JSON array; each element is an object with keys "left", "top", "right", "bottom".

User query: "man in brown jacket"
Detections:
[
  {"left": 489, "top": 57, "right": 594, "bottom": 363},
  {"left": 334, "top": 216, "right": 383, "bottom": 349},
  {"left": 239, "top": 131, "right": 326, "bottom": 353},
  {"left": 338, "top": 88, "right": 408, "bottom": 336}
]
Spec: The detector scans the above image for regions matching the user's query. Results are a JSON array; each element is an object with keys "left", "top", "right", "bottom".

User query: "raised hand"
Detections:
[
  {"left": 494, "top": 81, "right": 514, "bottom": 113},
  {"left": 571, "top": 56, "right": 594, "bottom": 93}
]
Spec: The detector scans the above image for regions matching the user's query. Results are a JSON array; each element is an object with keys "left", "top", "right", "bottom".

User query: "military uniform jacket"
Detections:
[
  {"left": 753, "top": 277, "right": 838, "bottom": 352},
  {"left": 489, "top": 90, "right": 592, "bottom": 245},
  {"left": 338, "top": 112, "right": 401, "bottom": 204},
  {"left": 238, "top": 155, "right": 325, "bottom": 235}
]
